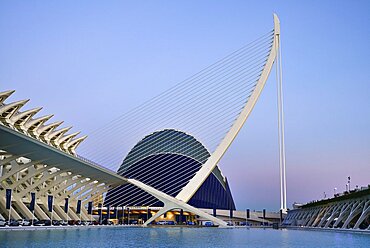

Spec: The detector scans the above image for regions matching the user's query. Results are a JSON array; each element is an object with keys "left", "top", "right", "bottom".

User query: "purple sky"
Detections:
[{"left": 1, "top": 1, "right": 369, "bottom": 211}]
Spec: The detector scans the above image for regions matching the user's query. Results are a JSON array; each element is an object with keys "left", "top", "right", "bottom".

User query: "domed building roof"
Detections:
[{"left": 105, "top": 129, "right": 235, "bottom": 210}]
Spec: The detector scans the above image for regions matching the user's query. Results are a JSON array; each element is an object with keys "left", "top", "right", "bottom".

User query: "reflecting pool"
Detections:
[{"left": 0, "top": 227, "right": 369, "bottom": 248}]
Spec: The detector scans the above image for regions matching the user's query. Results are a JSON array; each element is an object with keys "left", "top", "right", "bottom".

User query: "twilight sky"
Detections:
[{"left": 1, "top": 1, "right": 369, "bottom": 211}]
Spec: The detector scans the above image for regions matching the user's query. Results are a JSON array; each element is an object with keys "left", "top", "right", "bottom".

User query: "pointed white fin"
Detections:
[
  {"left": 0, "top": 90, "right": 15, "bottom": 104},
  {"left": 24, "top": 114, "right": 54, "bottom": 131},
  {"left": 10, "top": 107, "right": 43, "bottom": 126},
  {"left": 0, "top": 99, "right": 30, "bottom": 120}
]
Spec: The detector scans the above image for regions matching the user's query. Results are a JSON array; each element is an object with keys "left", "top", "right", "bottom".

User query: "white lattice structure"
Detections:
[{"left": 283, "top": 190, "right": 370, "bottom": 230}]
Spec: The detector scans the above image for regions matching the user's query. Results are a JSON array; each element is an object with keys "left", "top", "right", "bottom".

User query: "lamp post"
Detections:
[
  {"left": 147, "top": 206, "right": 149, "bottom": 223},
  {"left": 245, "top": 209, "right": 247, "bottom": 227},
  {"left": 99, "top": 204, "right": 103, "bottom": 224},
  {"left": 348, "top": 176, "right": 351, "bottom": 191},
  {"left": 115, "top": 206, "right": 118, "bottom": 221},
  {"left": 127, "top": 207, "right": 130, "bottom": 225},
  {"left": 346, "top": 184, "right": 348, "bottom": 192},
  {"left": 122, "top": 206, "right": 125, "bottom": 225}
]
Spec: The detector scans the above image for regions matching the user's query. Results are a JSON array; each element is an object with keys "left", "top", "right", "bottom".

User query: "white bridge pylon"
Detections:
[{"left": 142, "top": 14, "right": 286, "bottom": 225}]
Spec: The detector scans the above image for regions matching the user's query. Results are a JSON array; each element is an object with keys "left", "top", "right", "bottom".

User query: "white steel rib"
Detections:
[{"left": 176, "top": 14, "right": 281, "bottom": 203}]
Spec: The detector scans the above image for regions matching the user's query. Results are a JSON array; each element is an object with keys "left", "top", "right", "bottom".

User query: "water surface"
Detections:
[{"left": 0, "top": 227, "right": 369, "bottom": 247}]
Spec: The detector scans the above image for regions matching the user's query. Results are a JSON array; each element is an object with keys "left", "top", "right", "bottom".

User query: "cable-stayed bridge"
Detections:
[{"left": 0, "top": 14, "right": 285, "bottom": 227}]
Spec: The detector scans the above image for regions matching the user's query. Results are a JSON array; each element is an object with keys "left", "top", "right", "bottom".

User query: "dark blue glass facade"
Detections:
[{"left": 105, "top": 129, "right": 235, "bottom": 210}]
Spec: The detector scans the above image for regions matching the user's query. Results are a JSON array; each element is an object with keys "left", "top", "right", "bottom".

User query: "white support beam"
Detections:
[
  {"left": 18, "top": 169, "right": 65, "bottom": 198},
  {"left": 128, "top": 179, "right": 228, "bottom": 227},
  {"left": 342, "top": 201, "right": 363, "bottom": 229},
  {"left": 354, "top": 200, "right": 370, "bottom": 229}
]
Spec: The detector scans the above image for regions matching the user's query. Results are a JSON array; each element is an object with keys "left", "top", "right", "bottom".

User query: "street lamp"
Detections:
[
  {"left": 346, "top": 184, "right": 348, "bottom": 192},
  {"left": 127, "top": 207, "right": 130, "bottom": 225},
  {"left": 347, "top": 176, "right": 351, "bottom": 191},
  {"left": 123, "top": 206, "right": 126, "bottom": 225}
]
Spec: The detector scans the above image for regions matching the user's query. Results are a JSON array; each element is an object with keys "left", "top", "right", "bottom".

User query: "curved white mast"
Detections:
[
  {"left": 134, "top": 14, "right": 286, "bottom": 227},
  {"left": 176, "top": 14, "right": 283, "bottom": 203}
]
